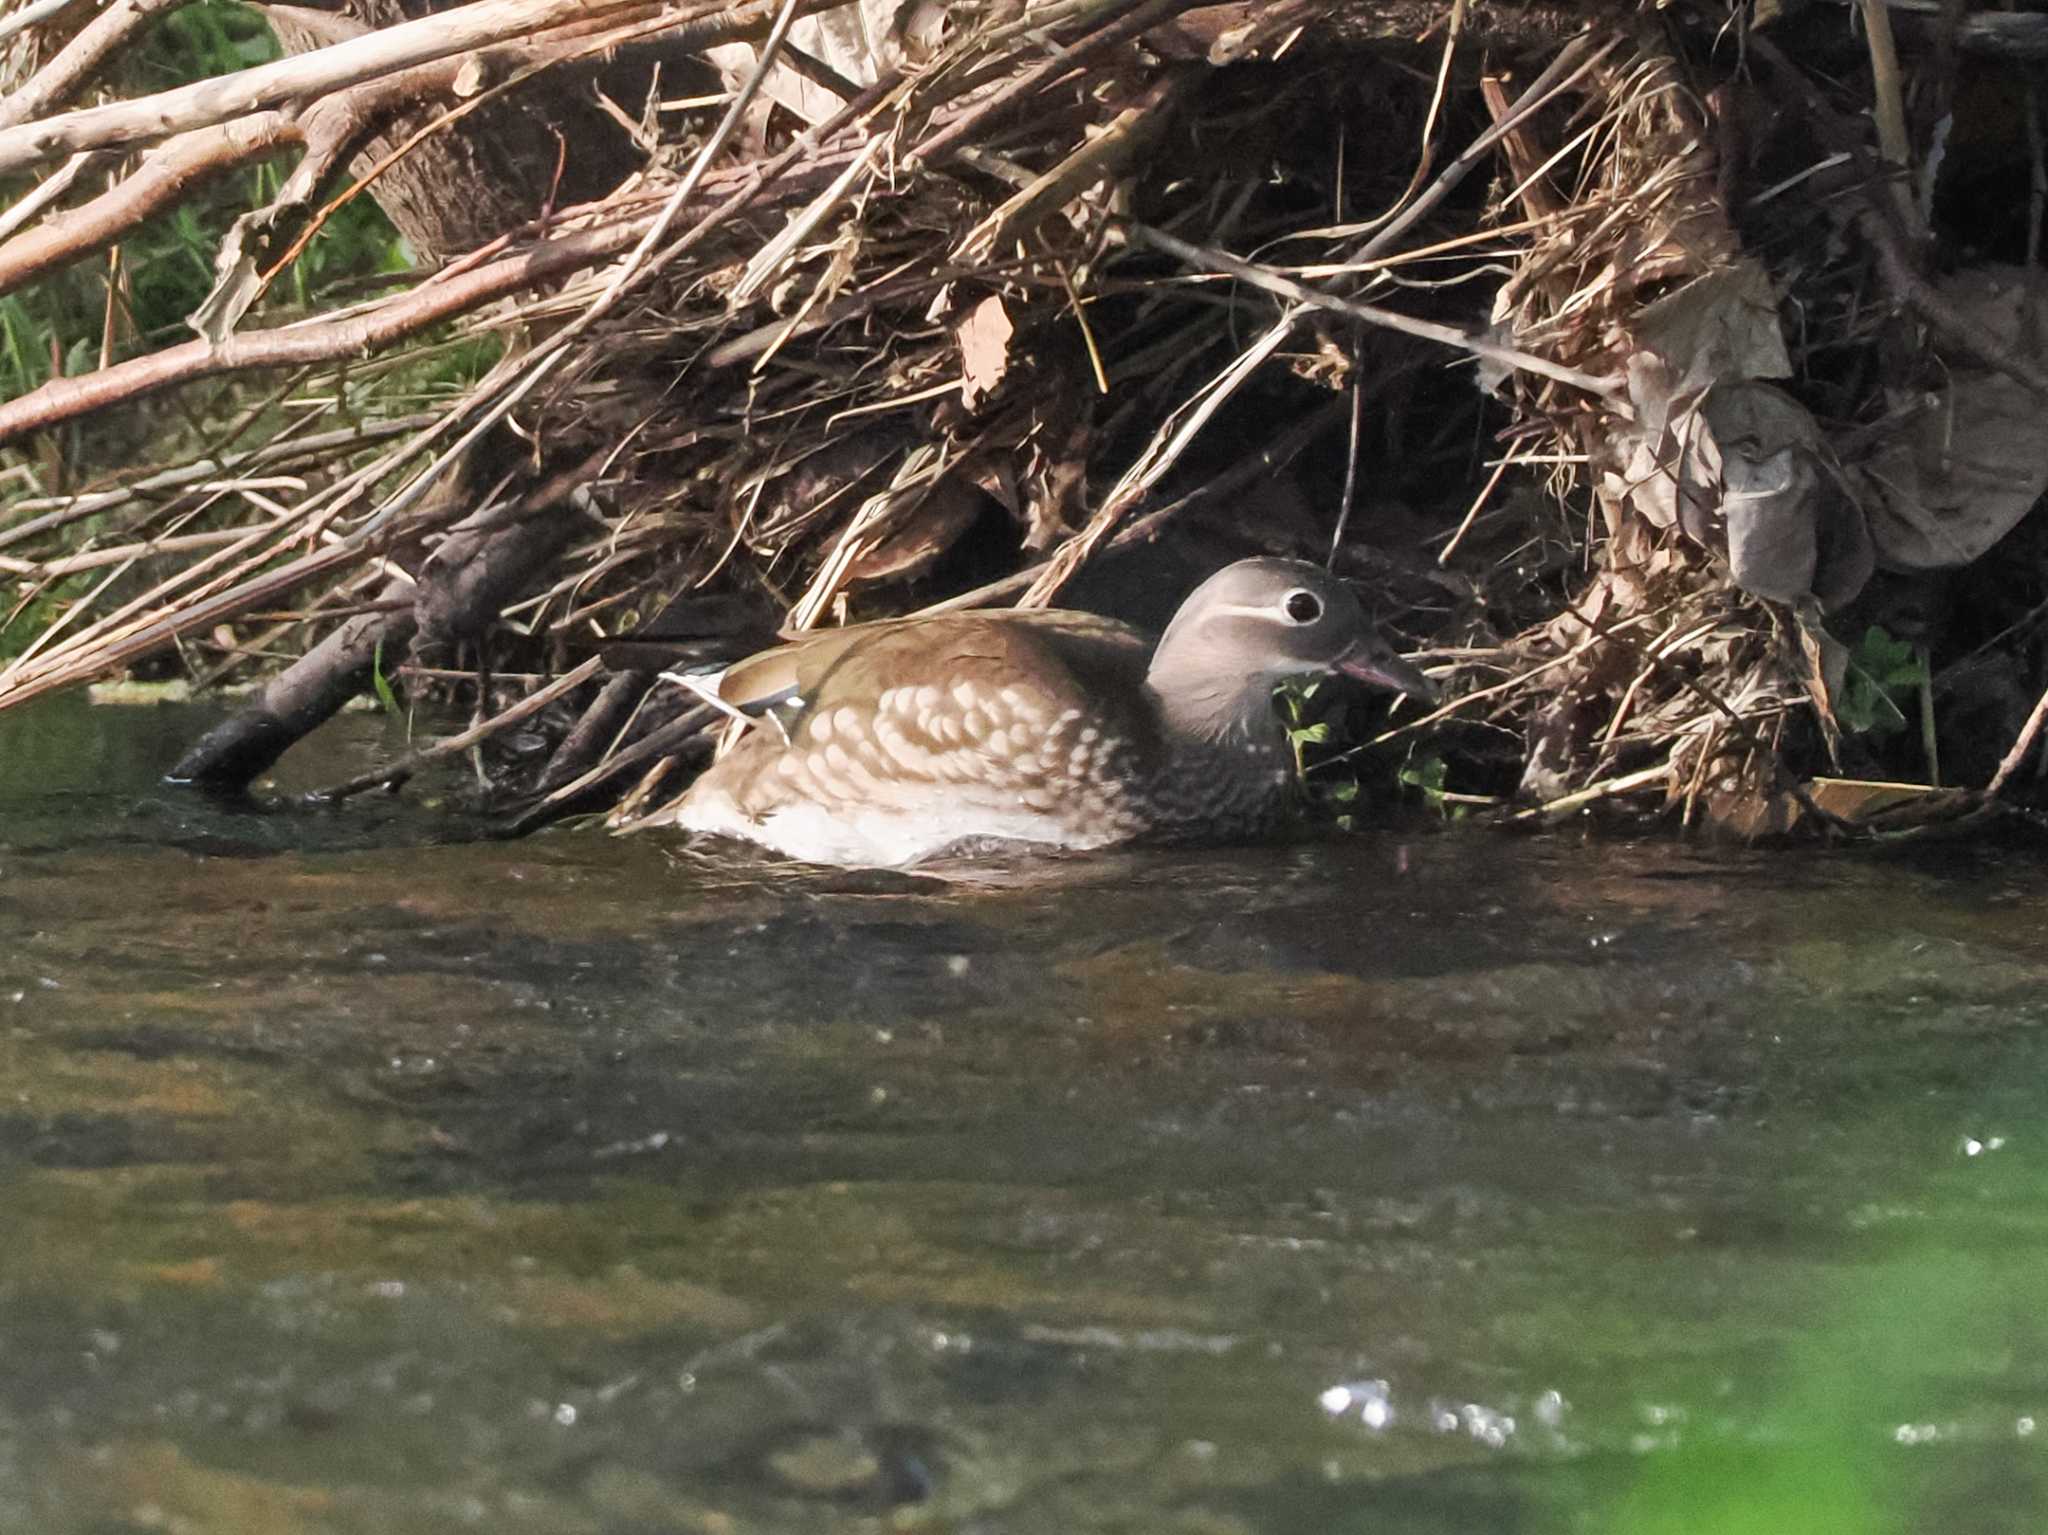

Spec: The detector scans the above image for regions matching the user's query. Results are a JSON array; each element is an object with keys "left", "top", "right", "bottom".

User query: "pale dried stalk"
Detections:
[
  {"left": 0, "top": 0, "right": 77, "bottom": 49},
  {"left": 314, "top": 655, "right": 605, "bottom": 800},
  {"left": 1022, "top": 304, "right": 1301, "bottom": 607},
  {"left": 0, "top": 0, "right": 685, "bottom": 171},
  {"left": 0, "top": 415, "right": 430, "bottom": 553},
  {"left": 1508, "top": 760, "right": 1673, "bottom": 822},
  {"left": 1124, "top": 222, "right": 1622, "bottom": 396},
  {"left": 0, "top": 0, "right": 184, "bottom": 132},
  {"left": 1857, "top": 0, "right": 1920, "bottom": 236},
  {"left": 0, "top": 146, "right": 99, "bottom": 244},
  {"left": 1986, "top": 685, "right": 2048, "bottom": 799},
  {"left": 1366, "top": 615, "right": 1664, "bottom": 750},
  {"left": 0, "top": 539, "right": 368, "bottom": 711},
  {"left": 1, "top": 0, "right": 850, "bottom": 712},
  {"left": 1, "top": 114, "right": 296, "bottom": 299}
]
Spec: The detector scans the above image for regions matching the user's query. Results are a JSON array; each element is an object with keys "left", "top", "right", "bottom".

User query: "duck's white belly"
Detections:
[{"left": 673, "top": 788, "right": 1123, "bottom": 868}]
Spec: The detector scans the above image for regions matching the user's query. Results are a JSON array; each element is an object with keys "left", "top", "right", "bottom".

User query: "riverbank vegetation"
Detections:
[{"left": 4, "top": 0, "right": 2047, "bottom": 841}]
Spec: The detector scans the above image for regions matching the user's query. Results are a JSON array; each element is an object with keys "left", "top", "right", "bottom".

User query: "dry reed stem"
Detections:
[
  {"left": 5, "top": 5, "right": 1963, "bottom": 833},
  {"left": 1508, "top": 760, "right": 1673, "bottom": 822},
  {"left": 1986, "top": 684, "right": 2048, "bottom": 799},
  {"left": 1126, "top": 222, "right": 1622, "bottom": 396},
  {"left": 313, "top": 655, "right": 605, "bottom": 800}
]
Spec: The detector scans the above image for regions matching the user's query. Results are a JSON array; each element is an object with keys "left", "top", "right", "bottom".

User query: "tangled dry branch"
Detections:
[{"left": 4, "top": 0, "right": 2047, "bottom": 839}]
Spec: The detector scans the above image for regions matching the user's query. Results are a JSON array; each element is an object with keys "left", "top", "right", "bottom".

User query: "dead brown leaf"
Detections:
[{"left": 956, "top": 294, "right": 1014, "bottom": 412}]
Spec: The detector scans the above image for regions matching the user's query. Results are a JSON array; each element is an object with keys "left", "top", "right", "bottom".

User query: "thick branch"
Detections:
[
  {"left": 0, "top": 217, "right": 649, "bottom": 444},
  {"left": 168, "top": 577, "right": 419, "bottom": 791},
  {"left": 0, "top": 0, "right": 86, "bottom": 50},
  {"left": 0, "top": 109, "right": 859, "bottom": 447},
  {"left": 0, "top": 0, "right": 185, "bottom": 133},
  {"left": 0, "top": 0, "right": 859, "bottom": 176},
  {"left": 189, "top": 50, "right": 485, "bottom": 338},
  {"left": 0, "top": 113, "right": 294, "bottom": 299},
  {"left": 0, "top": 16, "right": 692, "bottom": 314},
  {"left": 168, "top": 455, "right": 599, "bottom": 791}
]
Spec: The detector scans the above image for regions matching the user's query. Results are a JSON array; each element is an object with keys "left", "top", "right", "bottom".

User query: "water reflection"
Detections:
[{"left": 3, "top": 701, "right": 2048, "bottom": 1531}]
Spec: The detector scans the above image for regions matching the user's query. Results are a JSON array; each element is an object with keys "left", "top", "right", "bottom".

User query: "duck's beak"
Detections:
[{"left": 1335, "top": 639, "right": 1438, "bottom": 703}]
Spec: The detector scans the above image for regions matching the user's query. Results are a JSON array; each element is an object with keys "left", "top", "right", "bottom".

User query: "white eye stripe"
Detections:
[{"left": 1203, "top": 600, "right": 1310, "bottom": 621}]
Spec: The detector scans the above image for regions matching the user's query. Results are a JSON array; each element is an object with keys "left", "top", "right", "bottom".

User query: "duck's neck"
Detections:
[
  {"left": 1138, "top": 663, "right": 1298, "bottom": 838},
  {"left": 1146, "top": 657, "right": 1288, "bottom": 756}
]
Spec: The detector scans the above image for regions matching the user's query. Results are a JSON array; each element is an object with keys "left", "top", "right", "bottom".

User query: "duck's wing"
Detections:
[{"left": 714, "top": 609, "right": 1152, "bottom": 719}]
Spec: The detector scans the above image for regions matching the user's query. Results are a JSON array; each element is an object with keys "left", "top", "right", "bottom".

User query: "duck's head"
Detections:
[{"left": 1149, "top": 558, "right": 1437, "bottom": 706}]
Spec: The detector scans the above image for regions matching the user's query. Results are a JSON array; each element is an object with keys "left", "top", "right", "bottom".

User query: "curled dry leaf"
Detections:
[
  {"left": 1713, "top": 382, "right": 1871, "bottom": 609},
  {"left": 1600, "top": 264, "right": 1871, "bottom": 609},
  {"left": 706, "top": 1, "right": 909, "bottom": 127},
  {"left": 1632, "top": 264, "right": 1791, "bottom": 384},
  {"left": 955, "top": 293, "right": 1014, "bottom": 412},
  {"left": 1855, "top": 266, "right": 2048, "bottom": 570}
]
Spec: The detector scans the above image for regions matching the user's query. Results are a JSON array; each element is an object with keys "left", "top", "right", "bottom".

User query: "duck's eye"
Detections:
[{"left": 1283, "top": 589, "right": 1323, "bottom": 625}]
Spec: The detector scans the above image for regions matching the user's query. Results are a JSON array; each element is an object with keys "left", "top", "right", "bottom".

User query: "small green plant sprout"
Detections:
[
  {"left": 1398, "top": 748, "right": 1453, "bottom": 817},
  {"left": 1837, "top": 625, "right": 1926, "bottom": 739},
  {"left": 370, "top": 638, "right": 402, "bottom": 717},
  {"left": 1280, "top": 678, "right": 1334, "bottom": 775},
  {"left": 1280, "top": 679, "right": 1362, "bottom": 826}
]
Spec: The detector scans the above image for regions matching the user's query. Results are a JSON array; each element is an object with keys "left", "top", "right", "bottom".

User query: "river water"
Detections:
[{"left": 2, "top": 697, "right": 2046, "bottom": 1533}]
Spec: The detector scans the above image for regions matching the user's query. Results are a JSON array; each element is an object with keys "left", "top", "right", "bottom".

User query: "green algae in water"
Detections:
[{"left": 5, "top": 701, "right": 2048, "bottom": 1531}]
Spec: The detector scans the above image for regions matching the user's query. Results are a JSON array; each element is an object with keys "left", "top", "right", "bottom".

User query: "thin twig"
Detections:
[
  {"left": 907, "top": 0, "right": 1194, "bottom": 166},
  {"left": 1552, "top": 596, "right": 1852, "bottom": 833},
  {"left": 0, "top": 0, "right": 76, "bottom": 47},
  {"left": 313, "top": 656, "right": 604, "bottom": 800},
  {"left": 1121, "top": 220, "right": 1623, "bottom": 397},
  {"left": 507, "top": 704, "right": 717, "bottom": 830},
  {"left": 1986, "top": 684, "right": 2048, "bottom": 799},
  {"left": 1350, "top": 28, "right": 1619, "bottom": 264},
  {"left": 1507, "top": 761, "right": 1673, "bottom": 822},
  {"left": 0, "top": 0, "right": 718, "bottom": 171},
  {"left": 1327, "top": 373, "right": 1364, "bottom": 566}
]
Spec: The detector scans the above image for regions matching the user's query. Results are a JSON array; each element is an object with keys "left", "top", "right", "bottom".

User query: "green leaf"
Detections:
[
  {"left": 370, "top": 639, "right": 399, "bottom": 717},
  {"left": 1838, "top": 625, "right": 1922, "bottom": 739},
  {"left": 1398, "top": 750, "right": 1451, "bottom": 816}
]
